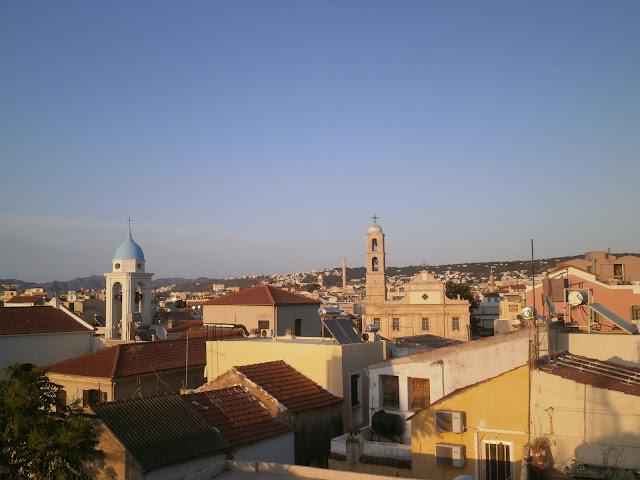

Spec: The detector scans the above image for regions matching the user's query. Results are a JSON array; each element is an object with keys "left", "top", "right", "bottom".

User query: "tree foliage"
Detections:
[{"left": 0, "top": 364, "right": 102, "bottom": 479}]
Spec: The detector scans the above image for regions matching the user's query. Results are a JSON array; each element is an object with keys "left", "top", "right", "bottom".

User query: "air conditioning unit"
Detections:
[
  {"left": 260, "top": 328, "right": 273, "bottom": 338},
  {"left": 435, "top": 410, "right": 466, "bottom": 433},
  {"left": 435, "top": 443, "right": 465, "bottom": 467}
]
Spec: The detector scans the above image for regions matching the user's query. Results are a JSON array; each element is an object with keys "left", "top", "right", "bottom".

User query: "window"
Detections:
[
  {"left": 508, "top": 304, "right": 518, "bottom": 312},
  {"left": 452, "top": 317, "right": 460, "bottom": 331},
  {"left": 372, "top": 257, "right": 379, "bottom": 272},
  {"left": 632, "top": 306, "right": 640, "bottom": 322},
  {"left": 483, "top": 440, "right": 513, "bottom": 480},
  {"left": 258, "top": 320, "right": 270, "bottom": 331},
  {"left": 351, "top": 374, "right": 361, "bottom": 407},
  {"left": 82, "top": 389, "right": 106, "bottom": 407},
  {"left": 614, "top": 264, "right": 623, "bottom": 277},
  {"left": 373, "top": 317, "right": 380, "bottom": 325},
  {"left": 421, "top": 317, "right": 430, "bottom": 331},
  {"left": 392, "top": 318, "right": 400, "bottom": 331},
  {"left": 410, "top": 378, "right": 430, "bottom": 409},
  {"left": 381, "top": 375, "right": 399, "bottom": 408},
  {"left": 372, "top": 238, "right": 378, "bottom": 252}
]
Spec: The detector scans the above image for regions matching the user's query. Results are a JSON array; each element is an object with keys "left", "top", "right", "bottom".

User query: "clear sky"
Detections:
[{"left": 1, "top": 1, "right": 639, "bottom": 283}]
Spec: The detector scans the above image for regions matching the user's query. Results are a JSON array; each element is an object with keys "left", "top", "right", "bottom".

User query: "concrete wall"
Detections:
[
  {"left": 367, "top": 329, "right": 531, "bottom": 443},
  {"left": 206, "top": 338, "right": 385, "bottom": 432},
  {"left": 1, "top": 331, "right": 95, "bottom": 378},
  {"left": 411, "top": 365, "right": 529, "bottom": 480},
  {"left": 274, "top": 304, "right": 322, "bottom": 337},
  {"left": 232, "top": 434, "right": 295, "bottom": 464},
  {"left": 531, "top": 370, "right": 640, "bottom": 470},
  {"left": 555, "top": 332, "right": 640, "bottom": 367}
]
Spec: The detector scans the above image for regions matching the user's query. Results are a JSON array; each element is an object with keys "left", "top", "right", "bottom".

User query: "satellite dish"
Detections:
[
  {"left": 155, "top": 327, "right": 167, "bottom": 340},
  {"left": 568, "top": 291, "right": 588, "bottom": 307},
  {"left": 545, "top": 296, "right": 557, "bottom": 317},
  {"left": 522, "top": 307, "right": 536, "bottom": 320}
]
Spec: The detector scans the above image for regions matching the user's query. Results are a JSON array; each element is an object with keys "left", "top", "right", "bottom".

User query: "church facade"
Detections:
[{"left": 362, "top": 220, "right": 471, "bottom": 342}]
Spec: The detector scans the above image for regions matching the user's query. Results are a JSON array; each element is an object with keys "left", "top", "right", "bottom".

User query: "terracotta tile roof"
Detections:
[
  {"left": 92, "top": 394, "right": 229, "bottom": 472},
  {"left": 537, "top": 352, "right": 640, "bottom": 396},
  {"left": 5, "top": 295, "right": 42, "bottom": 304},
  {"left": 0, "top": 306, "right": 92, "bottom": 335},
  {"left": 202, "top": 285, "right": 320, "bottom": 306},
  {"left": 44, "top": 337, "right": 206, "bottom": 379},
  {"left": 184, "top": 386, "right": 292, "bottom": 448},
  {"left": 167, "top": 320, "right": 203, "bottom": 333},
  {"left": 235, "top": 360, "right": 342, "bottom": 412}
]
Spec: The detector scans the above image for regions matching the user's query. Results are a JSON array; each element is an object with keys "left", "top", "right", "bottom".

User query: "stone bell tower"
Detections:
[{"left": 365, "top": 216, "right": 387, "bottom": 304}]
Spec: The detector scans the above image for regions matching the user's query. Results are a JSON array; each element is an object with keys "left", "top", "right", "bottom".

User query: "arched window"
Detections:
[
  {"left": 372, "top": 238, "right": 378, "bottom": 252},
  {"left": 372, "top": 257, "right": 379, "bottom": 272}
]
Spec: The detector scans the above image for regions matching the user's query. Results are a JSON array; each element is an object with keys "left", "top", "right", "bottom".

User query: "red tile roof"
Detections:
[
  {"left": 183, "top": 386, "right": 292, "bottom": 448},
  {"left": 235, "top": 360, "right": 341, "bottom": 412},
  {"left": 0, "top": 306, "right": 92, "bottom": 335},
  {"left": 44, "top": 337, "right": 206, "bottom": 379},
  {"left": 5, "top": 295, "right": 42, "bottom": 304},
  {"left": 538, "top": 352, "right": 640, "bottom": 397},
  {"left": 167, "top": 320, "right": 203, "bottom": 334},
  {"left": 202, "top": 285, "right": 320, "bottom": 306}
]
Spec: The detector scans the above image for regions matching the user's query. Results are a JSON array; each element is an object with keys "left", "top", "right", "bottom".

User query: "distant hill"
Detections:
[{"left": 3, "top": 252, "right": 638, "bottom": 294}]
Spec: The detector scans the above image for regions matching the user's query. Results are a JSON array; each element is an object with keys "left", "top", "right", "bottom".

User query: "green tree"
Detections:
[
  {"left": 445, "top": 281, "right": 480, "bottom": 336},
  {"left": 0, "top": 364, "right": 102, "bottom": 479}
]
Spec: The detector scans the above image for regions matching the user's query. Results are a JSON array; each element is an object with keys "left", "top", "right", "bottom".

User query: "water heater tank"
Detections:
[{"left": 371, "top": 410, "right": 404, "bottom": 437}]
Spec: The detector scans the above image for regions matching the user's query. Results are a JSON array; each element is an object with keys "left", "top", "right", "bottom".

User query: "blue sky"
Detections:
[{"left": 1, "top": 1, "right": 639, "bottom": 283}]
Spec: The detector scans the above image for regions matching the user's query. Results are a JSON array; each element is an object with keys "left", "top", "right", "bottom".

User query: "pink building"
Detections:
[
  {"left": 526, "top": 266, "right": 640, "bottom": 333},
  {"left": 557, "top": 250, "right": 640, "bottom": 284}
]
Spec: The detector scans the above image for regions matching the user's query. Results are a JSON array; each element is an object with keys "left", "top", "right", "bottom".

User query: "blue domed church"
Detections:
[{"left": 104, "top": 227, "right": 153, "bottom": 340}]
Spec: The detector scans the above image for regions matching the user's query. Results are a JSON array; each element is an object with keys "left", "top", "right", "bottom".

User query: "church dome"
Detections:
[
  {"left": 113, "top": 232, "right": 145, "bottom": 260},
  {"left": 368, "top": 223, "right": 383, "bottom": 234}
]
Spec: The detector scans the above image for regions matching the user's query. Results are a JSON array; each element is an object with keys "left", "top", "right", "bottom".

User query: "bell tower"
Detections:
[
  {"left": 366, "top": 215, "right": 387, "bottom": 304},
  {"left": 105, "top": 220, "right": 153, "bottom": 341}
]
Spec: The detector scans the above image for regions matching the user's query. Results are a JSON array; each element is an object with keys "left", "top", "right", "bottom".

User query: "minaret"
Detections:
[
  {"left": 342, "top": 259, "right": 347, "bottom": 291},
  {"left": 489, "top": 266, "right": 496, "bottom": 292},
  {"left": 365, "top": 215, "right": 387, "bottom": 304},
  {"left": 105, "top": 220, "right": 153, "bottom": 341}
]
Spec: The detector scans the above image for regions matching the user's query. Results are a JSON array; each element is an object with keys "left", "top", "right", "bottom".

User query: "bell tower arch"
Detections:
[{"left": 366, "top": 215, "right": 387, "bottom": 304}]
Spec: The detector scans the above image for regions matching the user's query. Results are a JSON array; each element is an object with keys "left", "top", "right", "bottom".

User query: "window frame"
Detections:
[
  {"left": 452, "top": 317, "right": 460, "bottom": 331},
  {"left": 410, "top": 377, "right": 430, "bottom": 410},
  {"left": 421, "top": 317, "right": 430, "bottom": 331},
  {"left": 392, "top": 317, "right": 400, "bottom": 331}
]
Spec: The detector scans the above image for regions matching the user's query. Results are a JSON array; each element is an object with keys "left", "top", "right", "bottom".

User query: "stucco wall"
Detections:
[
  {"left": 411, "top": 365, "right": 529, "bottom": 480},
  {"left": 368, "top": 329, "right": 531, "bottom": 443},
  {"left": 555, "top": 332, "right": 640, "bottom": 367},
  {"left": 203, "top": 304, "right": 322, "bottom": 337},
  {"left": 531, "top": 370, "right": 640, "bottom": 470},
  {"left": 0, "top": 331, "right": 95, "bottom": 378}
]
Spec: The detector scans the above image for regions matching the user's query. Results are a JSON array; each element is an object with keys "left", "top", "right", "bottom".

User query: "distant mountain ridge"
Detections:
[{"left": 3, "top": 252, "right": 638, "bottom": 293}]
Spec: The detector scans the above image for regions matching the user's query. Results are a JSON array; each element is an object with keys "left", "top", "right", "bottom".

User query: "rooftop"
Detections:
[
  {"left": 5, "top": 295, "right": 43, "bottom": 304},
  {"left": 184, "top": 386, "right": 292, "bottom": 448},
  {"left": 203, "top": 285, "right": 320, "bottom": 307},
  {"left": 92, "top": 394, "right": 229, "bottom": 473},
  {"left": 537, "top": 351, "right": 640, "bottom": 396},
  {"left": 0, "top": 306, "right": 93, "bottom": 335},
  {"left": 44, "top": 337, "right": 206, "bottom": 379},
  {"left": 235, "top": 360, "right": 342, "bottom": 412}
]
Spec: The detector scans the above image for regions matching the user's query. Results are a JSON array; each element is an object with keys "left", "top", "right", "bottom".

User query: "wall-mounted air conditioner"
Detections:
[
  {"left": 435, "top": 443, "right": 465, "bottom": 467},
  {"left": 260, "top": 328, "right": 273, "bottom": 338},
  {"left": 435, "top": 410, "right": 466, "bottom": 433}
]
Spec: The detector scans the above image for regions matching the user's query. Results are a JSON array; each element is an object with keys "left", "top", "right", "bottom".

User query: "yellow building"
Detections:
[
  {"left": 362, "top": 220, "right": 471, "bottom": 342},
  {"left": 410, "top": 365, "right": 530, "bottom": 480}
]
